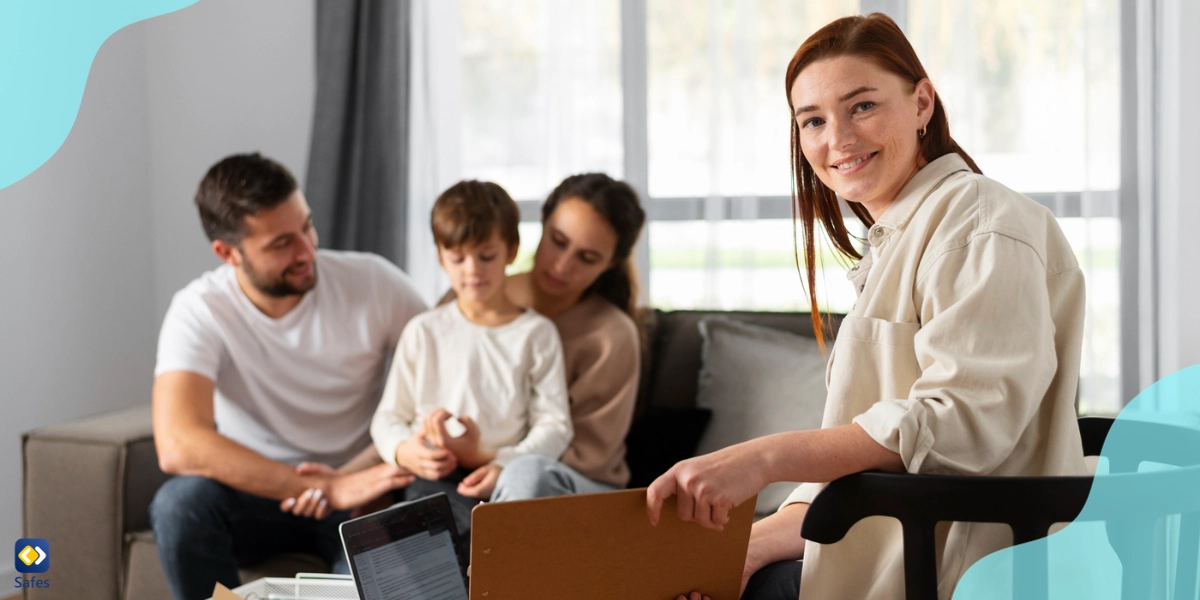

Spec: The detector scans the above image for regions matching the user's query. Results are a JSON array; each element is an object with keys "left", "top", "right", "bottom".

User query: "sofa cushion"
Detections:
[
  {"left": 624, "top": 407, "right": 713, "bottom": 488},
  {"left": 694, "top": 317, "right": 828, "bottom": 515},
  {"left": 640, "top": 310, "right": 834, "bottom": 418}
]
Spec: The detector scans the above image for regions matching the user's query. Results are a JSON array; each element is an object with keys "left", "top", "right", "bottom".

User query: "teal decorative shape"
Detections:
[
  {"left": 0, "top": 0, "right": 198, "bottom": 191},
  {"left": 955, "top": 364, "right": 1200, "bottom": 599}
]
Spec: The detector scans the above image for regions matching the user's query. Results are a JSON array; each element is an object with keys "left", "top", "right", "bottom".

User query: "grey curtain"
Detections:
[{"left": 306, "top": 0, "right": 410, "bottom": 268}]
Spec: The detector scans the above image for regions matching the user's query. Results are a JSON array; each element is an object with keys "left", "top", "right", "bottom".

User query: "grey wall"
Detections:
[
  {"left": 143, "top": 0, "right": 316, "bottom": 321},
  {"left": 0, "top": 0, "right": 314, "bottom": 577},
  {"left": 0, "top": 22, "right": 157, "bottom": 573}
]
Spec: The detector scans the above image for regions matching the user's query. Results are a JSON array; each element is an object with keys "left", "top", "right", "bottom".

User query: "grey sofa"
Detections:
[{"left": 22, "top": 308, "right": 835, "bottom": 600}]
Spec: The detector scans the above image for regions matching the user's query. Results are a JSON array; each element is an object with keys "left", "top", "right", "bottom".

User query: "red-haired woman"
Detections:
[{"left": 648, "top": 13, "right": 1088, "bottom": 600}]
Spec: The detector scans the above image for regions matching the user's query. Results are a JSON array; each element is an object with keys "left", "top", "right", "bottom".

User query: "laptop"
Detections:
[{"left": 339, "top": 493, "right": 470, "bottom": 600}]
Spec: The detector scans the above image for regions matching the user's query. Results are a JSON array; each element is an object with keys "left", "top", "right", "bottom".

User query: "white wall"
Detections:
[
  {"left": 1156, "top": 0, "right": 1200, "bottom": 379},
  {"left": 0, "top": 0, "right": 314, "bottom": 576}
]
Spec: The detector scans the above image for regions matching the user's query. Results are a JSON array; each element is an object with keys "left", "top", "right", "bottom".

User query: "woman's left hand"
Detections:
[
  {"left": 457, "top": 463, "right": 503, "bottom": 499},
  {"left": 675, "top": 592, "right": 711, "bottom": 600},
  {"left": 646, "top": 440, "right": 769, "bottom": 531}
]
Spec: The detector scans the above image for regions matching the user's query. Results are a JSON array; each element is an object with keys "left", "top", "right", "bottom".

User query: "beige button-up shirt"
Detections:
[{"left": 787, "top": 153, "right": 1088, "bottom": 600}]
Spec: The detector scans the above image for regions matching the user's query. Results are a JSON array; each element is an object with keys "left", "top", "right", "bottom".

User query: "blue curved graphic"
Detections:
[
  {"left": 0, "top": 0, "right": 197, "bottom": 191},
  {"left": 955, "top": 364, "right": 1200, "bottom": 599}
]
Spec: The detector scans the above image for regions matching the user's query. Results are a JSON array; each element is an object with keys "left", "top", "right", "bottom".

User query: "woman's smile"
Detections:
[{"left": 831, "top": 151, "right": 879, "bottom": 176}]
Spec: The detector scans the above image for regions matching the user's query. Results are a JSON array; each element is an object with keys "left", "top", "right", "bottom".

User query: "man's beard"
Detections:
[{"left": 242, "top": 256, "right": 318, "bottom": 298}]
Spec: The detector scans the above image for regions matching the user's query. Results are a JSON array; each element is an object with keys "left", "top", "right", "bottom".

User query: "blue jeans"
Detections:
[
  {"left": 490, "top": 454, "right": 620, "bottom": 501},
  {"left": 741, "top": 560, "right": 802, "bottom": 600},
  {"left": 149, "top": 476, "right": 351, "bottom": 600},
  {"left": 399, "top": 467, "right": 482, "bottom": 554}
]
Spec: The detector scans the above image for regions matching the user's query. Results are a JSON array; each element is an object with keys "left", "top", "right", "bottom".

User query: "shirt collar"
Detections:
[{"left": 866, "top": 153, "right": 972, "bottom": 246}]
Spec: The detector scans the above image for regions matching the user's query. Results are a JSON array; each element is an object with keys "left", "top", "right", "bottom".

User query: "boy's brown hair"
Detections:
[{"left": 431, "top": 180, "right": 520, "bottom": 250}]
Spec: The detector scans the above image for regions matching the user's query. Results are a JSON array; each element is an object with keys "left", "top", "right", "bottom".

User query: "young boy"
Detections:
[{"left": 370, "top": 180, "right": 573, "bottom": 541}]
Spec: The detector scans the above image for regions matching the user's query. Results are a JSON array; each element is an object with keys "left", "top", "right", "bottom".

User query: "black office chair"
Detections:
[{"left": 801, "top": 417, "right": 1200, "bottom": 600}]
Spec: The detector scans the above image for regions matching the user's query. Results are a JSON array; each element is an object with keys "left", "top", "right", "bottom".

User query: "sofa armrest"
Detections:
[{"left": 22, "top": 404, "right": 169, "bottom": 600}]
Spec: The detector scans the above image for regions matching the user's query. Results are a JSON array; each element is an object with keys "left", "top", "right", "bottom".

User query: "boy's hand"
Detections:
[
  {"left": 423, "top": 410, "right": 493, "bottom": 469},
  {"left": 457, "top": 463, "right": 503, "bottom": 499},
  {"left": 395, "top": 430, "right": 459, "bottom": 480}
]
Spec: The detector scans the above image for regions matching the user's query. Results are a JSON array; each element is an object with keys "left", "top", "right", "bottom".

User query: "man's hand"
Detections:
[
  {"left": 280, "top": 462, "right": 337, "bottom": 518},
  {"left": 395, "top": 430, "right": 459, "bottom": 480},
  {"left": 457, "top": 463, "right": 502, "bottom": 499},
  {"left": 423, "top": 410, "right": 493, "bottom": 469},
  {"left": 281, "top": 463, "right": 413, "bottom": 519}
]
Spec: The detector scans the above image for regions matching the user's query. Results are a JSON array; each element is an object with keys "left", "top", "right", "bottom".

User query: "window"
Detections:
[
  {"left": 452, "top": 0, "right": 1124, "bottom": 414},
  {"left": 906, "top": 0, "right": 1121, "bottom": 414},
  {"left": 459, "top": 0, "right": 623, "bottom": 200}
]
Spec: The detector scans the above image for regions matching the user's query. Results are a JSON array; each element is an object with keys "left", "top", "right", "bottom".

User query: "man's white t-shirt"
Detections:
[{"left": 155, "top": 249, "right": 427, "bottom": 467}]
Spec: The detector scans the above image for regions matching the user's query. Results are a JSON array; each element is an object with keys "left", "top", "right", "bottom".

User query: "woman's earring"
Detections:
[{"left": 919, "top": 124, "right": 928, "bottom": 139}]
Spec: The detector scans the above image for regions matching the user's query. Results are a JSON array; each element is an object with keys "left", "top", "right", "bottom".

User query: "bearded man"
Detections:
[{"left": 150, "top": 153, "right": 425, "bottom": 600}]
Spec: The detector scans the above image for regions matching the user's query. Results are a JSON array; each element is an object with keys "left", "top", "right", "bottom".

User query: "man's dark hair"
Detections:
[{"left": 195, "top": 153, "right": 298, "bottom": 244}]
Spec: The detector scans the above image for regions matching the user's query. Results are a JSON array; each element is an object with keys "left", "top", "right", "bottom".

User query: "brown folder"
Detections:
[{"left": 468, "top": 488, "right": 755, "bottom": 600}]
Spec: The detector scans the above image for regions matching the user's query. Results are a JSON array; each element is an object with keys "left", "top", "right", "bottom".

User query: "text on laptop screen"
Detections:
[{"left": 341, "top": 495, "right": 468, "bottom": 600}]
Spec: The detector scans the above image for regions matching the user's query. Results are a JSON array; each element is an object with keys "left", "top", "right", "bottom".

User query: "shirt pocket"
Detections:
[
  {"left": 826, "top": 317, "right": 923, "bottom": 418},
  {"left": 837, "top": 315, "right": 920, "bottom": 347}
]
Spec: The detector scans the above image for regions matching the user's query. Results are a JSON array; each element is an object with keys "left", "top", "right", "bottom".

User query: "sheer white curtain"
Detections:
[
  {"left": 644, "top": 0, "right": 861, "bottom": 312},
  {"left": 406, "top": 0, "right": 460, "bottom": 305},
  {"left": 456, "top": 0, "right": 622, "bottom": 201},
  {"left": 407, "top": 0, "right": 622, "bottom": 302}
]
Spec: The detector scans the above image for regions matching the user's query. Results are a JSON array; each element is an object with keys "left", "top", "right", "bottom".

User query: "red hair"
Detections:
[{"left": 785, "top": 13, "right": 982, "bottom": 349}]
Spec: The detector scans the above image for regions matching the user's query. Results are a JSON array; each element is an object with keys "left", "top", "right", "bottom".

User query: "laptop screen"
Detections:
[{"left": 340, "top": 494, "right": 469, "bottom": 600}]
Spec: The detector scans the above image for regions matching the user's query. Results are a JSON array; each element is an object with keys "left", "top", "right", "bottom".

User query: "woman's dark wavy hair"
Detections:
[
  {"left": 785, "top": 12, "right": 982, "bottom": 349},
  {"left": 542, "top": 173, "right": 646, "bottom": 319}
]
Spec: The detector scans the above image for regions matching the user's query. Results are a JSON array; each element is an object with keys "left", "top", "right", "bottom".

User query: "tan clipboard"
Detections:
[{"left": 469, "top": 488, "right": 755, "bottom": 600}]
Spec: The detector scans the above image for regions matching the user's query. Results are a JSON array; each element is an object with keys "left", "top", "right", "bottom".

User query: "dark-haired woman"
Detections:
[
  {"left": 489, "top": 172, "right": 648, "bottom": 500},
  {"left": 650, "top": 13, "right": 1087, "bottom": 600}
]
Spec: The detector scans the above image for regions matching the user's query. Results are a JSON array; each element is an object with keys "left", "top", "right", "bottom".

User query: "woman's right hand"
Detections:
[
  {"left": 394, "top": 430, "right": 458, "bottom": 480},
  {"left": 646, "top": 439, "right": 770, "bottom": 531}
]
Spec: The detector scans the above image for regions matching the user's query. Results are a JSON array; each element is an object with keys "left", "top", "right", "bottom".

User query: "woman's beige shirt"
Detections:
[
  {"left": 787, "top": 154, "right": 1089, "bottom": 600},
  {"left": 553, "top": 294, "right": 641, "bottom": 487}
]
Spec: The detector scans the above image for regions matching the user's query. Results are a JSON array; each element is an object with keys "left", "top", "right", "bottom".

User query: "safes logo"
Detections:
[
  {"left": 13, "top": 539, "right": 50, "bottom": 590},
  {"left": 14, "top": 539, "right": 49, "bottom": 573}
]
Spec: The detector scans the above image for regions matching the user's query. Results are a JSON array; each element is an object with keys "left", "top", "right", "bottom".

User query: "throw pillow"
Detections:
[{"left": 695, "top": 317, "right": 828, "bottom": 515}]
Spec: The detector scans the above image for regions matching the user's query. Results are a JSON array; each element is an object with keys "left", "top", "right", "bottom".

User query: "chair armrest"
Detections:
[
  {"left": 801, "top": 471, "right": 1094, "bottom": 600},
  {"left": 801, "top": 471, "right": 1094, "bottom": 546},
  {"left": 22, "top": 404, "right": 169, "bottom": 600}
]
